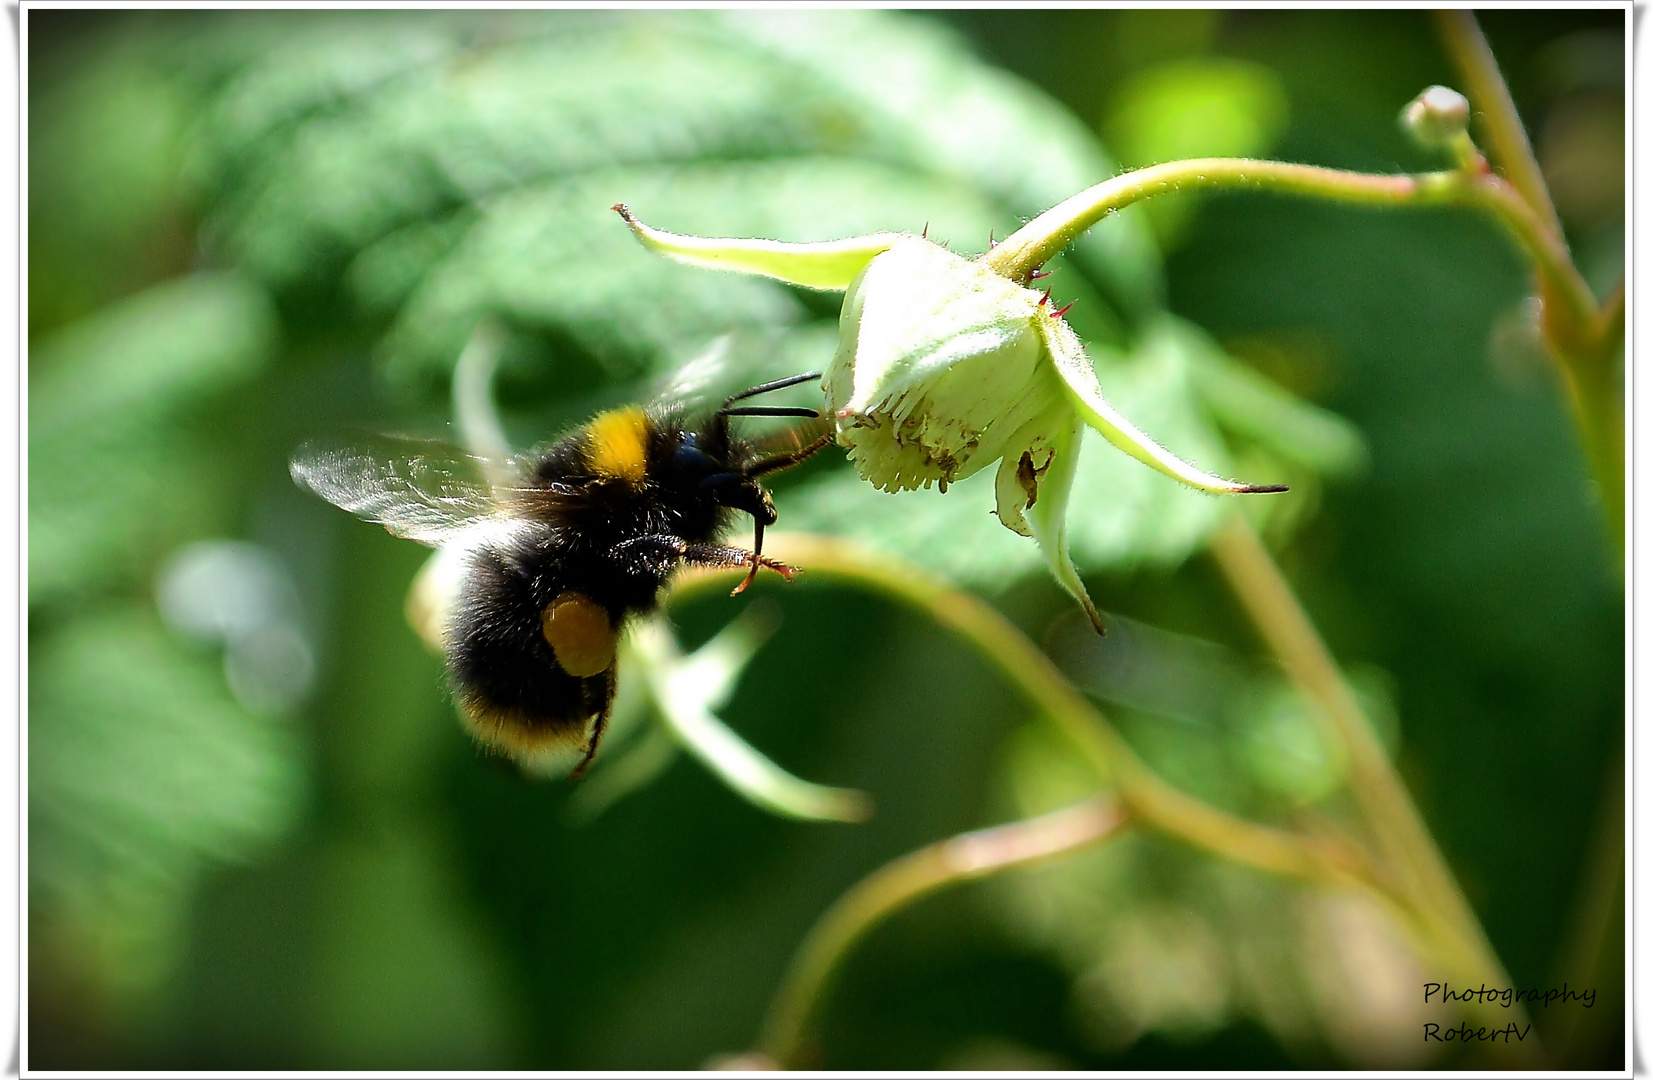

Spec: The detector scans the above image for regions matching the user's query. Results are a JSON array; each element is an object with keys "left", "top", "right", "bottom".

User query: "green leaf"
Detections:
[
  {"left": 29, "top": 273, "right": 276, "bottom": 432},
  {"left": 28, "top": 274, "right": 275, "bottom": 602},
  {"left": 29, "top": 421, "right": 232, "bottom": 604},
  {"left": 186, "top": 11, "right": 1157, "bottom": 384},
  {"left": 1170, "top": 318, "right": 1368, "bottom": 477},
  {"left": 373, "top": 159, "right": 1017, "bottom": 386},
  {"left": 1104, "top": 58, "right": 1290, "bottom": 167},
  {"left": 30, "top": 606, "right": 304, "bottom": 992},
  {"left": 715, "top": 11, "right": 1163, "bottom": 316}
]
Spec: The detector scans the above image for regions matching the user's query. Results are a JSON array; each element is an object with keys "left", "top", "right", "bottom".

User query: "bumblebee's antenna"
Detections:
[
  {"left": 722, "top": 370, "right": 822, "bottom": 405},
  {"left": 720, "top": 405, "right": 820, "bottom": 418},
  {"left": 719, "top": 371, "right": 824, "bottom": 419}
]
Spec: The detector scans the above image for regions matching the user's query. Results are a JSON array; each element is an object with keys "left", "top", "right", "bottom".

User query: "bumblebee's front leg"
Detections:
[
  {"left": 613, "top": 534, "right": 798, "bottom": 583},
  {"left": 682, "top": 542, "right": 799, "bottom": 582},
  {"left": 611, "top": 534, "right": 692, "bottom": 581}
]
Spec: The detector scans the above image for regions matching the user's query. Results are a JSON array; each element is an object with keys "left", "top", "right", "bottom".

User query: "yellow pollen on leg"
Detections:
[
  {"left": 586, "top": 406, "right": 649, "bottom": 485},
  {"left": 541, "top": 591, "right": 616, "bottom": 677}
]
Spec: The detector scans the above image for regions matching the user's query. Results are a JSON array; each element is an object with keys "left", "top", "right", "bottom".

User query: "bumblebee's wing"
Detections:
[{"left": 290, "top": 437, "right": 513, "bottom": 546}]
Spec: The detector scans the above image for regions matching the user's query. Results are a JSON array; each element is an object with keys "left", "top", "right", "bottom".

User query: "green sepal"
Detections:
[{"left": 615, "top": 204, "right": 899, "bottom": 291}]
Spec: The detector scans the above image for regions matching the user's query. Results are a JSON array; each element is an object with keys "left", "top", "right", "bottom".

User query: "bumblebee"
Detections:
[{"left": 291, "top": 372, "right": 830, "bottom": 776}]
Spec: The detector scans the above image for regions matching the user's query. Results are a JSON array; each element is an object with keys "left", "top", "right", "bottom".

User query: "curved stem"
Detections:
[
  {"left": 1208, "top": 515, "right": 1542, "bottom": 1064},
  {"left": 757, "top": 796, "right": 1127, "bottom": 1067},
  {"left": 451, "top": 316, "right": 514, "bottom": 490},
  {"left": 983, "top": 156, "right": 1600, "bottom": 338},
  {"left": 984, "top": 158, "right": 1458, "bottom": 281},
  {"left": 1461, "top": 174, "right": 1600, "bottom": 333},
  {"left": 675, "top": 535, "right": 1528, "bottom": 1061},
  {"left": 1431, "top": 11, "right": 1622, "bottom": 562},
  {"left": 670, "top": 535, "right": 1387, "bottom": 896}
]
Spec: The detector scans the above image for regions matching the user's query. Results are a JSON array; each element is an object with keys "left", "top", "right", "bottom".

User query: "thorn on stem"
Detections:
[{"left": 1051, "top": 301, "right": 1075, "bottom": 319}]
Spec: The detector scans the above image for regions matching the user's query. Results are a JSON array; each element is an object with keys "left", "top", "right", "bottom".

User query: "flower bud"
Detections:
[
  {"left": 1400, "top": 85, "right": 1471, "bottom": 149},
  {"left": 616, "top": 205, "right": 1285, "bottom": 634},
  {"left": 826, "top": 238, "right": 1062, "bottom": 492}
]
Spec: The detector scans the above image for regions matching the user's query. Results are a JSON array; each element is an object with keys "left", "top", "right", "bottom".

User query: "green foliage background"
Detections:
[{"left": 28, "top": 9, "right": 1623, "bottom": 1069}]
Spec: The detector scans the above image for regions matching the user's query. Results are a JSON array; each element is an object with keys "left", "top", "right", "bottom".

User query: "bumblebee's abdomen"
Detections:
[{"left": 445, "top": 544, "right": 614, "bottom": 763}]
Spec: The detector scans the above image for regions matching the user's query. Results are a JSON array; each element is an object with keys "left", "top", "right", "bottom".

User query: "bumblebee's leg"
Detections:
[
  {"left": 569, "top": 670, "right": 618, "bottom": 781},
  {"left": 681, "top": 541, "right": 799, "bottom": 582},
  {"left": 611, "top": 533, "right": 691, "bottom": 579},
  {"left": 612, "top": 533, "right": 796, "bottom": 581},
  {"left": 745, "top": 433, "right": 834, "bottom": 478}
]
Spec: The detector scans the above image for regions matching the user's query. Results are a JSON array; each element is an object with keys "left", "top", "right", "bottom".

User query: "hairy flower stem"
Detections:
[
  {"left": 1432, "top": 10, "right": 1564, "bottom": 240},
  {"left": 981, "top": 156, "right": 1623, "bottom": 553},
  {"left": 757, "top": 796, "right": 1127, "bottom": 1067},
  {"left": 983, "top": 157, "right": 1598, "bottom": 338},
  {"left": 1208, "top": 515, "right": 1541, "bottom": 1064}
]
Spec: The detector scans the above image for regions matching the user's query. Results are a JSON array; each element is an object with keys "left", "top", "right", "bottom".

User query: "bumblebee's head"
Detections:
[
  {"left": 675, "top": 370, "right": 836, "bottom": 594},
  {"left": 667, "top": 428, "right": 778, "bottom": 525}
]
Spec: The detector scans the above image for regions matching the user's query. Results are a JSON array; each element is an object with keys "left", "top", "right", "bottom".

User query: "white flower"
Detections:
[
  {"left": 828, "top": 237, "right": 1061, "bottom": 493},
  {"left": 616, "top": 204, "right": 1284, "bottom": 631}
]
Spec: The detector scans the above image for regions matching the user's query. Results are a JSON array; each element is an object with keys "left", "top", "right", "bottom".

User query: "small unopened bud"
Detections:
[{"left": 1400, "top": 85, "right": 1471, "bottom": 148}]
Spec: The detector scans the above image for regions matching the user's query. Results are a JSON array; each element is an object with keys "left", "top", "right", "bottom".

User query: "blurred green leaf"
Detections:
[
  {"left": 1102, "top": 57, "right": 1290, "bottom": 248},
  {"left": 184, "top": 10, "right": 1160, "bottom": 394},
  {"left": 29, "top": 34, "right": 199, "bottom": 331},
  {"left": 30, "top": 272, "right": 275, "bottom": 431},
  {"left": 304, "top": 829, "right": 513, "bottom": 1068},
  {"left": 1230, "top": 680, "right": 1344, "bottom": 805},
  {"left": 28, "top": 274, "right": 275, "bottom": 602},
  {"left": 1170, "top": 317, "right": 1368, "bottom": 477},
  {"left": 29, "top": 421, "right": 230, "bottom": 604},
  {"left": 1105, "top": 58, "right": 1289, "bottom": 165},
  {"left": 30, "top": 606, "right": 303, "bottom": 993}
]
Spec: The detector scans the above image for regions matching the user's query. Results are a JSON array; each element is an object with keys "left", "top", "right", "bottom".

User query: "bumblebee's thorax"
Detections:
[{"left": 500, "top": 406, "right": 745, "bottom": 610}]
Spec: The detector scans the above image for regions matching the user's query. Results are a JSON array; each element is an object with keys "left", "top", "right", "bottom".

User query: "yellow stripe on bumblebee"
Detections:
[{"left": 586, "top": 406, "right": 650, "bottom": 485}]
